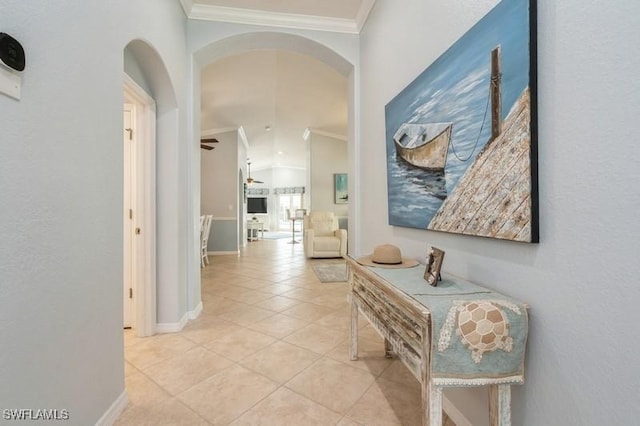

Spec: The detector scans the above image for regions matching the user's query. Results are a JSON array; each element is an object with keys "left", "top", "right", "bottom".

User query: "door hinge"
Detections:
[
  {"left": 129, "top": 288, "right": 133, "bottom": 299},
  {"left": 129, "top": 209, "right": 133, "bottom": 220},
  {"left": 125, "top": 128, "right": 133, "bottom": 140}
]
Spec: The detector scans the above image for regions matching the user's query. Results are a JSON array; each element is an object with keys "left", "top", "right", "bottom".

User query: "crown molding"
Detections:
[
  {"left": 308, "top": 128, "right": 348, "bottom": 142},
  {"left": 189, "top": 4, "right": 360, "bottom": 34},
  {"left": 200, "top": 126, "right": 250, "bottom": 151},
  {"left": 178, "top": 0, "right": 194, "bottom": 17},
  {"left": 201, "top": 126, "right": 237, "bottom": 136},
  {"left": 238, "top": 126, "right": 250, "bottom": 151},
  {"left": 355, "top": 0, "right": 376, "bottom": 32},
  {"left": 183, "top": 1, "right": 376, "bottom": 34}
]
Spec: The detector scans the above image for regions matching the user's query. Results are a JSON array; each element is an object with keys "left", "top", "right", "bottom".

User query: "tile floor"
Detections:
[{"left": 117, "top": 238, "right": 455, "bottom": 425}]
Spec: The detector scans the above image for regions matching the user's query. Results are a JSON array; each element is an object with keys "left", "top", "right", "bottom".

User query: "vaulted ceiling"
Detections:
[
  {"left": 200, "top": 49, "right": 348, "bottom": 171},
  {"left": 182, "top": 1, "right": 376, "bottom": 171}
]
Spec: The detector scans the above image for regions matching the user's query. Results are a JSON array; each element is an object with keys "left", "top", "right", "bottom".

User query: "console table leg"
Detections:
[
  {"left": 350, "top": 300, "right": 358, "bottom": 361},
  {"left": 422, "top": 380, "right": 443, "bottom": 426},
  {"left": 429, "top": 386, "right": 443, "bottom": 426},
  {"left": 489, "top": 384, "right": 511, "bottom": 426},
  {"left": 420, "top": 325, "right": 441, "bottom": 426}
]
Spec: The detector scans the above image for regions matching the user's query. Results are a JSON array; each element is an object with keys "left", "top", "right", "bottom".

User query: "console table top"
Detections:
[{"left": 348, "top": 257, "right": 529, "bottom": 386}]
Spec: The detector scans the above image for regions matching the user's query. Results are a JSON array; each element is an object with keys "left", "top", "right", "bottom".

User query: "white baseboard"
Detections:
[
  {"left": 443, "top": 394, "right": 472, "bottom": 426},
  {"left": 95, "top": 390, "right": 128, "bottom": 426},
  {"left": 189, "top": 301, "right": 203, "bottom": 320},
  {"left": 156, "top": 312, "right": 188, "bottom": 333},
  {"left": 156, "top": 302, "right": 203, "bottom": 333}
]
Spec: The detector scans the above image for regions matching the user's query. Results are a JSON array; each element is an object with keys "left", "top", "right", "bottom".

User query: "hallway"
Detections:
[{"left": 118, "top": 239, "right": 453, "bottom": 425}]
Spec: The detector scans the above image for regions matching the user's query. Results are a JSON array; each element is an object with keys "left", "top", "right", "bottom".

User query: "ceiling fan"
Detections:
[
  {"left": 200, "top": 138, "right": 219, "bottom": 150},
  {"left": 246, "top": 161, "right": 264, "bottom": 184}
]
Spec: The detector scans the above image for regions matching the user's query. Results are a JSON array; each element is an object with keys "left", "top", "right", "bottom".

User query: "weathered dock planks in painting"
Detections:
[
  {"left": 384, "top": 0, "right": 538, "bottom": 242},
  {"left": 428, "top": 88, "right": 533, "bottom": 242}
]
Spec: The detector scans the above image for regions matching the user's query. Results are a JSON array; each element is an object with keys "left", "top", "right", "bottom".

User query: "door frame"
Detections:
[
  {"left": 123, "top": 103, "right": 135, "bottom": 329},
  {"left": 124, "top": 74, "right": 157, "bottom": 337}
]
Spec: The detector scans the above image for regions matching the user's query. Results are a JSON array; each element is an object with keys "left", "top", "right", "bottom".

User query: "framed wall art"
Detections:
[
  {"left": 384, "top": 0, "right": 538, "bottom": 243},
  {"left": 424, "top": 247, "right": 445, "bottom": 286},
  {"left": 334, "top": 173, "right": 348, "bottom": 204}
]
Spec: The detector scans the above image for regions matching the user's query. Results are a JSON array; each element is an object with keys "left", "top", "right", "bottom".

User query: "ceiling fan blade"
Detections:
[
  {"left": 254, "top": 180, "right": 264, "bottom": 184},
  {"left": 201, "top": 138, "right": 219, "bottom": 144},
  {"left": 200, "top": 144, "right": 215, "bottom": 150}
]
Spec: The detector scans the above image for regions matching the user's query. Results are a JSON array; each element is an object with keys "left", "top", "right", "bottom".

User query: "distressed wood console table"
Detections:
[{"left": 347, "top": 256, "right": 528, "bottom": 426}]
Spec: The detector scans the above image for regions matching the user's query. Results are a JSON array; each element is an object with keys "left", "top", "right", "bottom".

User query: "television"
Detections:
[{"left": 247, "top": 197, "right": 268, "bottom": 214}]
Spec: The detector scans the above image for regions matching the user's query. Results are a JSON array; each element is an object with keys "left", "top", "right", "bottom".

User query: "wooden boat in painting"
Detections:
[{"left": 393, "top": 122, "right": 452, "bottom": 172}]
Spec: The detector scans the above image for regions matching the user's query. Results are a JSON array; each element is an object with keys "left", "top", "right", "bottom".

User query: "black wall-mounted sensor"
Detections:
[{"left": 0, "top": 33, "right": 25, "bottom": 72}]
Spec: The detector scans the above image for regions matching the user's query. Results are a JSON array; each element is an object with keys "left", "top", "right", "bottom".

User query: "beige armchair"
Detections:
[{"left": 303, "top": 211, "right": 347, "bottom": 258}]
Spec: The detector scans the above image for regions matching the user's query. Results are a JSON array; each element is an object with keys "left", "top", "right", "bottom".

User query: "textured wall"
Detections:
[
  {"left": 310, "top": 133, "right": 349, "bottom": 217},
  {"left": 359, "top": 0, "right": 640, "bottom": 424},
  {"left": 201, "top": 130, "right": 240, "bottom": 218},
  {"left": 0, "top": 0, "right": 189, "bottom": 423},
  {"left": 209, "top": 219, "right": 239, "bottom": 253}
]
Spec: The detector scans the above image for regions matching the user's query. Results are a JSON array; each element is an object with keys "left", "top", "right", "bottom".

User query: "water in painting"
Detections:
[
  {"left": 385, "top": 0, "right": 531, "bottom": 229},
  {"left": 334, "top": 173, "right": 348, "bottom": 204}
]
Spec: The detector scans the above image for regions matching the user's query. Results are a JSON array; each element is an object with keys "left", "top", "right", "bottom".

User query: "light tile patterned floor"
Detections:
[{"left": 117, "top": 238, "right": 455, "bottom": 425}]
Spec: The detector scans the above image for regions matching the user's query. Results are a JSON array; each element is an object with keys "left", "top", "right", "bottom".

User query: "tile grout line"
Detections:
[{"left": 124, "top": 240, "right": 429, "bottom": 424}]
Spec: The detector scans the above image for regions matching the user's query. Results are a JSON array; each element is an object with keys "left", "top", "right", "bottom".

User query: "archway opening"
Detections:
[
  {"left": 193, "top": 32, "right": 356, "bottom": 269},
  {"left": 123, "top": 38, "right": 180, "bottom": 337}
]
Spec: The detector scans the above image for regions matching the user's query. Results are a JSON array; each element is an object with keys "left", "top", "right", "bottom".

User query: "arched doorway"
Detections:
[
  {"left": 191, "top": 31, "right": 358, "bottom": 267},
  {"left": 123, "top": 39, "right": 180, "bottom": 336}
]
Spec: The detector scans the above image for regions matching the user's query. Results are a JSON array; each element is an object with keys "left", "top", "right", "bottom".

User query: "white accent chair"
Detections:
[
  {"left": 200, "top": 214, "right": 213, "bottom": 267},
  {"left": 303, "top": 211, "right": 347, "bottom": 258}
]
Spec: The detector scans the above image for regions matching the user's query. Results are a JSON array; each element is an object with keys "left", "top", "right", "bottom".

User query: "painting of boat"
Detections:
[
  {"left": 384, "top": 0, "right": 537, "bottom": 241},
  {"left": 393, "top": 122, "right": 452, "bottom": 172}
]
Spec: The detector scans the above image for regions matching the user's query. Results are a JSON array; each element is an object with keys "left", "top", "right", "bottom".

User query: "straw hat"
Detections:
[{"left": 356, "top": 244, "right": 419, "bottom": 269}]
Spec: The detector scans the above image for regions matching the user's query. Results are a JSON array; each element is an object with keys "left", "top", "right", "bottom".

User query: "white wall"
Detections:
[
  {"left": 271, "top": 167, "right": 306, "bottom": 189},
  {"left": 201, "top": 130, "right": 240, "bottom": 253},
  {"left": 359, "top": 0, "right": 640, "bottom": 424},
  {"left": 310, "top": 133, "right": 348, "bottom": 218},
  {"left": 0, "top": 0, "right": 189, "bottom": 423},
  {"left": 251, "top": 168, "right": 274, "bottom": 189},
  {"left": 201, "top": 130, "right": 239, "bottom": 217}
]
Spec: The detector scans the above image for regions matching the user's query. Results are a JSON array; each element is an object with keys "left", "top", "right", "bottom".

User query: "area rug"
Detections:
[{"left": 312, "top": 262, "right": 348, "bottom": 283}]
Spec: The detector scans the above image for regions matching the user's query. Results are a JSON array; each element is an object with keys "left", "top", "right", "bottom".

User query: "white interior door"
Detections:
[
  {"left": 124, "top": 75, "right": 157, "bottom": 337},
  {"left": 123, "top": 104, "right": 136, "bottom": 329}
]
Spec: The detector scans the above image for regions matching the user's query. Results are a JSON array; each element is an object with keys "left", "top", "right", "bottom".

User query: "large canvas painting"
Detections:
[{"left": 385, "top": 0, "right": 538, "bottom": 243}]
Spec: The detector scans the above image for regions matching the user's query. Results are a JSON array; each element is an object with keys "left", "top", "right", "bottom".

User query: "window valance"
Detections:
[
  {"left": 247, "top": 188, "right": 269, "bottom": 196},
  {"left": 273, "top": 187, "right": 305, "bottom": 195}
]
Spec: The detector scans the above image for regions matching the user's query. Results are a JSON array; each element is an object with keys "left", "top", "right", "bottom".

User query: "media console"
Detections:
[{"left": 247, "top": 220, "right": 264, "bottom": 241}]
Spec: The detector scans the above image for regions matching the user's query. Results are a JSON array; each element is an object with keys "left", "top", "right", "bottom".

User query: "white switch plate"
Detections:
[{"left": 0, "top": 65, "right": 21, "bottom": 100}]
